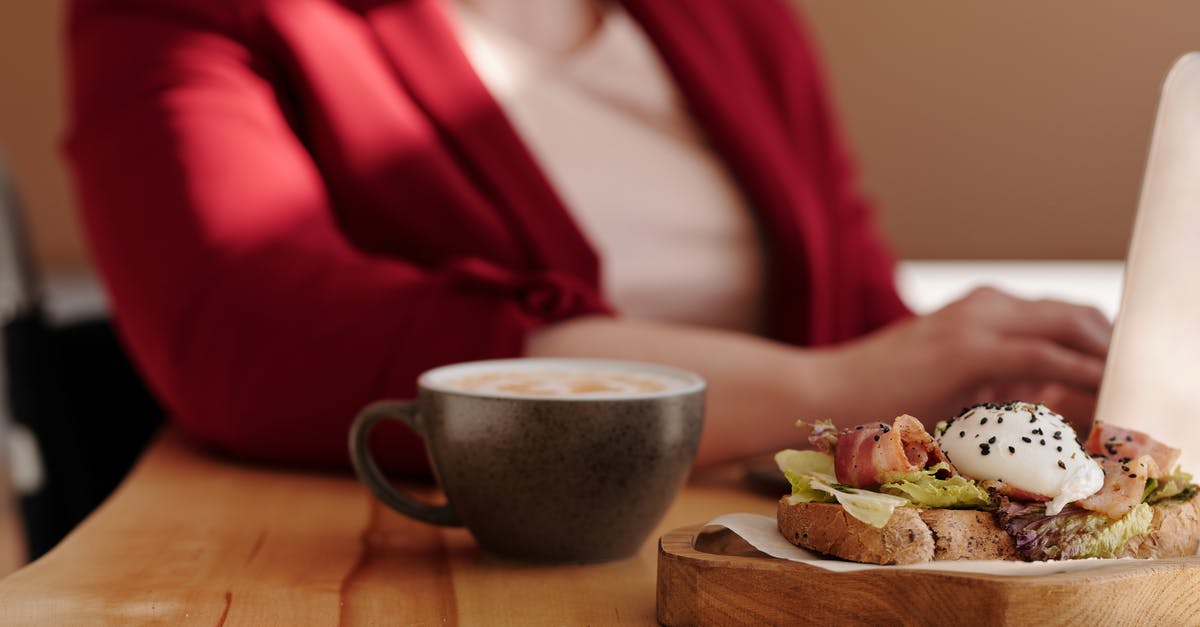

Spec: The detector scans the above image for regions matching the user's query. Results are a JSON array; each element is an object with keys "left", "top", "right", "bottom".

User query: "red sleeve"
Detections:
[
  {"left": 821, "top": 100, "right": 913, "bottom": 334},
  {"left": 825, "top": 115, "right": 913, "bottom": 334},
  {"left": 64, "top": 1, "right": 609, "bottom": 470},
  {"left": 756, "top": 1, "right": 912, "bottom": 335}
]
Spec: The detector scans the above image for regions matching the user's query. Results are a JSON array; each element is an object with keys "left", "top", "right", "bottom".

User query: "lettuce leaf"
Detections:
[
  {"left": 879, "top": 462, "right": 994, "bottom": 509},
  {"left": 774, "top": 449, "right": 909, "bottom": 528},
  {"left": 1145, "top": 469, "right": 1197, "bottom": 504},
  {"left": 807, "top": 477, "right": 911, "bottom": 528},
  {"left": 775, "top": 449, "right": 836, "bottom": 504},
  {"left": 1084, "top": 503, "right": 1153, "bottom": 558},
  {"left": 997, "top": 501, "right": 1153, "bottom": 561}
]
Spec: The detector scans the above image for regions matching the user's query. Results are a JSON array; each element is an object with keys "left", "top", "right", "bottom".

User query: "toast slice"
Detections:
[{"left": 777, "top": 491, "right": 1200, "bottom": 565}]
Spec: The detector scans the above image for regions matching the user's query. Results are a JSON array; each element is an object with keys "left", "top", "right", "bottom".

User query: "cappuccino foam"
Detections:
[{"left": 442, "top": 369, "right": 684, "bottom": 397}]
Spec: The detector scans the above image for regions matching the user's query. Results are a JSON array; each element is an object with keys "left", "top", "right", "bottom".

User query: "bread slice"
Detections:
[
  {"left": 1118, "top": 494, "right": 1200, "bottom": 559},
  {"left": 777, "top": 492, "right": 1200, "bottom": 565}
]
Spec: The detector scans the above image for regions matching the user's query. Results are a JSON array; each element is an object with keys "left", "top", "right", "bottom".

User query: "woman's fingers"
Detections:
[
  {"left": 953, "top": 288, "right": 1112, "bottom": 358},
  {"left": 1001, "top": 299, "right": 1112, "bottom": 358},
  {"left": 987, "top": 337, "right": 1107, "bottom": 391}
]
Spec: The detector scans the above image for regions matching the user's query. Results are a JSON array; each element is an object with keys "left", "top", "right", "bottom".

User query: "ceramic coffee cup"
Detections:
[{"left": 348, "top": 357, "right": 705, "bottom": 563}]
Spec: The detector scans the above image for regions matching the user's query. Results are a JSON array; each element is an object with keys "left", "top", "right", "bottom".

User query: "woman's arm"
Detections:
[
  {"left": 65, "top": 1, "right": 610, "bottom": 470},
  {"left": 528, "top": 287, "right": 1111, "bottom": 466}
]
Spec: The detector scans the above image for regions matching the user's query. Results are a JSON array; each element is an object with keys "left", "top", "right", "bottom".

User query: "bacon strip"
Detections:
[
  {"left": 834, "top": 415, "right": 954, "bottom": 488},
  {"left": 1077, "top": 455, "right": 1157, "bottom": 519},
  {"left": 1085, "top": 423, "right": 1180, "bottom": 479}
]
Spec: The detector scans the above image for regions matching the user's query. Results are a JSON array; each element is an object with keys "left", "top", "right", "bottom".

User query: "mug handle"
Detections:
[{"left": 348, "top": 400, "right": 461, "bottom": 526}]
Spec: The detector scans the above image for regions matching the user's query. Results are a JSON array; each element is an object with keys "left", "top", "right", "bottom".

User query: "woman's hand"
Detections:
[
  {"left": 815, "top": 287, "right": 1111, "bottom": 432},
  {"left": 526, "top": 287, "right": 1112, "bottom": 465}
]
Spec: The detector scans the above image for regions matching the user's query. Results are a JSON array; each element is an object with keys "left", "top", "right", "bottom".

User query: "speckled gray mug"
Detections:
[{"left": 348, "top": 358, "right": 706, "bottom": 563}]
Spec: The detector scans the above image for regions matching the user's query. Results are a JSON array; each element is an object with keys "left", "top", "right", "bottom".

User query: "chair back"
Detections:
[{"left": 1, "top": 151, "right": 165, "bottom": 560}]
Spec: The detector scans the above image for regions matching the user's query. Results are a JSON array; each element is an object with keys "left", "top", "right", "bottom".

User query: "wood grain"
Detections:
[
  {"left": 0, "top": 430, "right": 776, "bottom": 625},
  {"left": 657, "top": 526, "right": 1200, "bottom": 626}
]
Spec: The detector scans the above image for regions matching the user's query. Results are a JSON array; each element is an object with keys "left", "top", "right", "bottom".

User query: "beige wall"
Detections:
[
  {"left": 1, "top": 2, "right": 1198, "bottom": 270},
  {"left": 1, "top": 2, "right": 75, "bottom": 270},
  {"left": 797, "top": 0, "right": 1199, "bottom": 259}
]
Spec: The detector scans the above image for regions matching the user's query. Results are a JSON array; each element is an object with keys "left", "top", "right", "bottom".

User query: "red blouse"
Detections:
[{"left": 66, "top": 0, "right": 909, "bottom": 471}]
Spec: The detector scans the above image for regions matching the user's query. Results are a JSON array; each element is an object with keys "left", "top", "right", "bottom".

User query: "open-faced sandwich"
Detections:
[{"left": 776, "top": 402, "right": 1200, "bottom": 564}]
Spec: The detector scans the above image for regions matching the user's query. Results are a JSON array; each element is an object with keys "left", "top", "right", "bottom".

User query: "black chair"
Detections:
[{"left": 1, "top": 154, "right": 164, "bottom": 560}]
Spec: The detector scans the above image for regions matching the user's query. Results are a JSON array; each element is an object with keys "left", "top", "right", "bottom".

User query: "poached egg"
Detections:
[{"left": 935, "top": 402, "right": 1103, "bottom": 515}]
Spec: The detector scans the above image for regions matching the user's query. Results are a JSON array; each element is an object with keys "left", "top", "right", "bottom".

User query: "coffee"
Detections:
[
  {"left": 440, "top": 369, "right": 684, "bottom": 397},
  {"left": 349, "top": 357, "right": 706, "bottom": 563}
]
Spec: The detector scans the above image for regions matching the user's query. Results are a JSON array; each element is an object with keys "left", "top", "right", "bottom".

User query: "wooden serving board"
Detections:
[{"left": 657, "top": 525, "right": 1200, "bottom": 626}]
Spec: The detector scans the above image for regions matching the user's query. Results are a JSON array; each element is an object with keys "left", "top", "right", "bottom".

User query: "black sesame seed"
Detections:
[
  {"left": 856, "top": 425, "right": 864, "bottom": 430},
  {"left": 1040, "top": 439, "right": 1046, "bottom": 446},
  {"left": 1121, "top": 465, "right": 1130, "bottom": 472},
  {"left": 1008, "top": 446, "right": 1015, "bottom": 454},
  {"left": 1032, "top": 428, "right": 1043, "bottom": 435},
  {"left": 1126, "top": 435, "right": 1133, "bottom": 442},
  {"left": 1058, "top": 460, "right": 1067, "bottom": 469},
  {"left": 1129, "top": 473, "right": 1138, "bottom": 478},
  {"left": 997, "top": 416, "right": 1004, "bottom": 423},
  {"left": 1056, "top": 446, "right": 1063, "bottom": 452},
  {"left": 1022, "top": 437, "right": 1032, "bottom": 443},
  {"left": 1053, "top": 431, "right": 1062, "bottom": 440},
  {"left": 959, "top": 431, "right": 965, "bottom": 438},
  {"left": 1030, "top": 415, "right": 1037, "bottom": 423},
  {"left": 873, "top": 435, "right": 880, "bottom": 442},
  {"left": 981, "top": 417, "right": 989, "bottom": 425},
  {"left": 988, "top": 436, "right": 996, "bottom": 444}
]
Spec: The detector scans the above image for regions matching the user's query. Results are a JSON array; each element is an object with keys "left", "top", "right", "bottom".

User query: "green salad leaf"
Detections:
[
  {"left": 807, "top": 477, "right": 911, "bottom": 528},
  {"left": 1145, "top": 468, "right": 1197, "bottom": 504},
  {"left": 774, "top": 449, "right": 910, "bottom": 528},
  {"left": 774, "top": 449, "right": 836, "bottom": 504},
  {"left": 879, "top": 462, "right": 993, "bottom": 509},
  {"left": 1082, "top": 503, "right": 1153, "bottom": 559},
  {"left": 998, "top": 501, "right": 1154, "bottom": 560}
]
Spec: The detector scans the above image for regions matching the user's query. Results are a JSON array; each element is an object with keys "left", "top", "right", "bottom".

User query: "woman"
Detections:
[{"left": 65, "top": 0, "right": 1109, "bottom": 471}]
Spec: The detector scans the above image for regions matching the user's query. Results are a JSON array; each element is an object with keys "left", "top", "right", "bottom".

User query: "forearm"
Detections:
[
  {"left": 525, "top": 288, "right": 1112, "bottom": 469},
  {"left": 525, "top": 316, "right": 836, "bottom": 466}
]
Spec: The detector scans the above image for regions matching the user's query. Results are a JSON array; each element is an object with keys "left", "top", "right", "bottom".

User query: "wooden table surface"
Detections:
[{"left": 0, "top": 430, "right": 777, "bottom": 625}]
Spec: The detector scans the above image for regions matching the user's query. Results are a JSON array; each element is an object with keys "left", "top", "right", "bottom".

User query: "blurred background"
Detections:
[
  {"left": 0, "top": 0, "right": 1197, "bottom": 574},
  {"left": 7, "top": 0, "right": 1200, "bottom": 271}
]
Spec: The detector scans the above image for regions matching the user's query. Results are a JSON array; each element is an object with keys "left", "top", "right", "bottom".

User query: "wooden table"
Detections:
[{"left": 0, "top": 430, "right": 776, "bottom": 625}]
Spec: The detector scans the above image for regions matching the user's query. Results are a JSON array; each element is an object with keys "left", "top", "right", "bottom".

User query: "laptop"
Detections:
[{"left": 1095, "top": 53, "right": 1200, "bottom": 471}]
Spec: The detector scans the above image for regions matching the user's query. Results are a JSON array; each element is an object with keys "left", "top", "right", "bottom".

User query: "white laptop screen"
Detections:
[{"left": 1096, "top": 53, "right": 1200, "bottom": 470}]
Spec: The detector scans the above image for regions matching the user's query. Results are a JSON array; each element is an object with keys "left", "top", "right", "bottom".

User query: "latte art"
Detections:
[{"left": 443, "top": 369, "right": 683, "bottom": 397}]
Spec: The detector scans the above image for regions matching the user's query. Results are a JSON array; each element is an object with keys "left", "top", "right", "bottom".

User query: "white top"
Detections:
[{"left": 449, "top": 0, "right": 765, "bottom": 332}]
